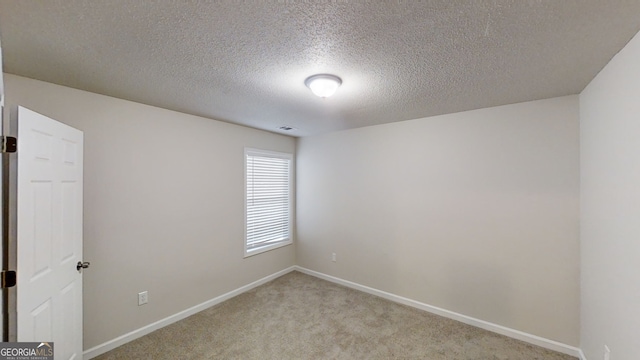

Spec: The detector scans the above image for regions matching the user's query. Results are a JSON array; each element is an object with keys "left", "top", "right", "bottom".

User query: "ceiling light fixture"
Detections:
[{"left": 304, "top": 74, "right": 342, "bottom": 98}]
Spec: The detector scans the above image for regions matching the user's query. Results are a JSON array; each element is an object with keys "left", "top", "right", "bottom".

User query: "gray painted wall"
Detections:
[
  {"left": 580, "top": 30, "right": 640, "bottom": 359},
  {"left": 3, "top": 74, "right": 296, "bottom": 350},
  {"left": 296, "top": 96, "right": 580, "bottom": 345}
]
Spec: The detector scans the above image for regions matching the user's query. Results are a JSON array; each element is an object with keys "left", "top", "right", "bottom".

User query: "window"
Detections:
[{"left": 244, "top": 148, "right": 293, "bottom": 256}]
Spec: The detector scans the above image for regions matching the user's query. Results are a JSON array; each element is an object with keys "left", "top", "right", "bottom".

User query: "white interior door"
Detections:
[{"left": 16, "top": 106, "right": 83, "bottom": 360}]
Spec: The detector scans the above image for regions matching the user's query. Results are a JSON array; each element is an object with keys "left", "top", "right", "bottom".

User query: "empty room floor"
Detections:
[{"left": 94, "top": 271, "right": 576, "bottom": 359}]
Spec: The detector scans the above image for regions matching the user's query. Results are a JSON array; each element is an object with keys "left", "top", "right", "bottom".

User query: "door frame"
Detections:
[{"left": 1, "top": 102, "right": 19, "bottom": 342}]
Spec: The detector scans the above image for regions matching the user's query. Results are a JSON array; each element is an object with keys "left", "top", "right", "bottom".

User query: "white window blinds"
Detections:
[{"left": 245, "top": 148, "right": 292, "bottom": 256}]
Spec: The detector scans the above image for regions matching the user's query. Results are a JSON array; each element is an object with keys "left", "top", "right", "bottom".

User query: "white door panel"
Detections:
[{"left": 17, "top": 106, "right": 83, "bottom": 360}]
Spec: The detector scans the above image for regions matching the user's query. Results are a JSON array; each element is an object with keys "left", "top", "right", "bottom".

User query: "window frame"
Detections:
[{"left": 244, "top": 148, "right": 293, "bottom": 257}]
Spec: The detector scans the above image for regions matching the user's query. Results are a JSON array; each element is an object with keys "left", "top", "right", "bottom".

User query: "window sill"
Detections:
[{"left": 244, "top": 240, "right": 293, "bottom": 258}]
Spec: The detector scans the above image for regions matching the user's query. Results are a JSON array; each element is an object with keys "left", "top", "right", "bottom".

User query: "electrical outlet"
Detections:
[
  {"left": 604, "top": 345, "right": 610, "bottom": 360},
  {"left": 332, "top": 253, "right": 337, "bottom": 262},
  {"left": 138, "top": 291, "right": 148, "bottom": 306}
]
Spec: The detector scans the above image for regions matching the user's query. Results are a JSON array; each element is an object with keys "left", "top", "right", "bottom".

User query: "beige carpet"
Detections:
[{"left": 94, "top": 271, "right": 576, "bottom": 359}]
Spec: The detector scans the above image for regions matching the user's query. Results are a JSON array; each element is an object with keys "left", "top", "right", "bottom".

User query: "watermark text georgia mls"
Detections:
[{"left": 0, "top": 342, "right": 53, "bottom": 360}]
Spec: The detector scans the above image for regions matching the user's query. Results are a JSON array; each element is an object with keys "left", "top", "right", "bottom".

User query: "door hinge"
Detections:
[
  {"left": 1, "top": 270, "right": 16, "bottom": 288},
  {"left": 1, "top": 136, "right": 16, "bottom": 153}
]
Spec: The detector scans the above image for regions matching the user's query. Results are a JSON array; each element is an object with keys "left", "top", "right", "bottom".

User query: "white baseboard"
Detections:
[
  {"left": 84, "top": 265, "right": 582, "bottom": 359},
  {"left": 83, "top": 266, "right": 296, "bottom": 359},
  {"left": 294, "top": 266, "right": 582, "bottom": 358}
]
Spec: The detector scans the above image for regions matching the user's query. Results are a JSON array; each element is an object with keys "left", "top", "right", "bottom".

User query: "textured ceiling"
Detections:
[{"left": 1, "top": 1, "right": 639, "bottom": 137}]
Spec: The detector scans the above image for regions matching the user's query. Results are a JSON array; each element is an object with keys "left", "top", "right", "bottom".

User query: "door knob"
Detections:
[{"left": 76, "top": 261, "right": 90, "bottom": 272}]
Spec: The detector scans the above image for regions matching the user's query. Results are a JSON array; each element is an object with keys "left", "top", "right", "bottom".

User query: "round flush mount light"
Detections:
[{"left": 304, "top": 74, "right": 342, "bottom": 98}]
